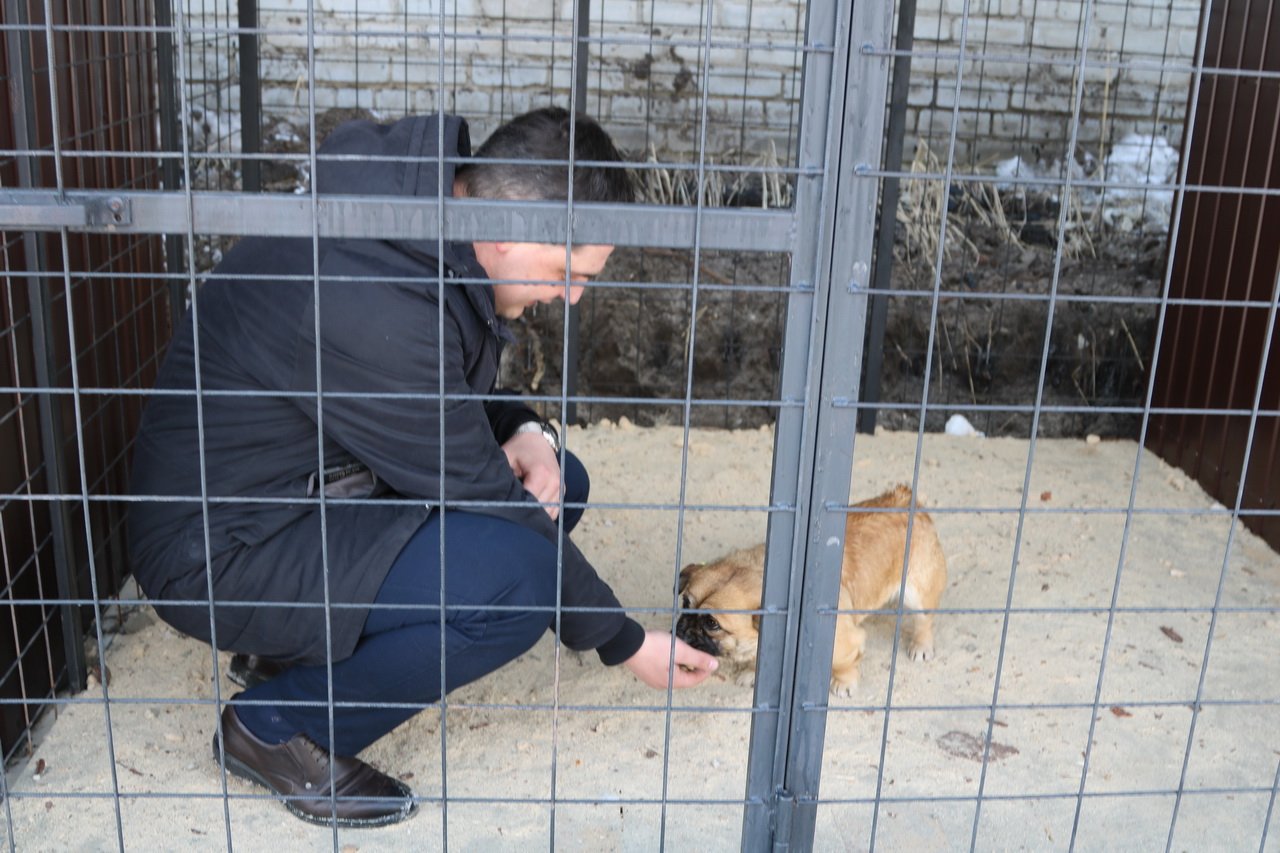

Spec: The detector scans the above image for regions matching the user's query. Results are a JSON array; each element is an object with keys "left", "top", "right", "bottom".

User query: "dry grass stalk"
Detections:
[
  {"left": 965, "top": 181, "right": 1025, "bottom": 252},
  {"left": 637, "top": 142, "right": 792, "bottom": 209},
  {"left": 1119, "top": 316, "right": 1146, "bottom": 372},
  {"left": 1057, "top": 186, "right": 1098, "bottom": 260},
  {"left": 895, "top": 140, "right": 979, "bottom": 272}
]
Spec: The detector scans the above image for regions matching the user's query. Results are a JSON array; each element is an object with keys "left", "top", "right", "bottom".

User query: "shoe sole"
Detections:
[{"left": 212, "top": 737, "right": 417, "bottom": 828}]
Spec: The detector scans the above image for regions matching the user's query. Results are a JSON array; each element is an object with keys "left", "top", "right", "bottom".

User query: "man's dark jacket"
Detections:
[{"left": 128, "top": 113, "right": 644, "bottom": 667}]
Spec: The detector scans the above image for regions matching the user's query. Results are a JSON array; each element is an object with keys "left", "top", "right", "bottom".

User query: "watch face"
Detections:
[{"left": 516, "top": 420, "right": 558, "bottom": 452}]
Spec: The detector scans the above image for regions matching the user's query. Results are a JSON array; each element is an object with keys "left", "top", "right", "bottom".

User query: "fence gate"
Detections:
[{"left": 0, "top": 0, "right": 887, "bottom": 847}]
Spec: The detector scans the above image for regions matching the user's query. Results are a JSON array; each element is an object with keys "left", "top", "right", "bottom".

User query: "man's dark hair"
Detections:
[{"left": 456, "top": 106, "right": 634, "bottom": 204}]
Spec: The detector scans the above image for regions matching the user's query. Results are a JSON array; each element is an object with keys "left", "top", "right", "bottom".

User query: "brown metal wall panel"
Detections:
[
  {"left": 0, "top": 0, "right": 170, "bottom": 758},
  {"left": 1150, "top": 0, "right": 1280, "bottom": 552}
]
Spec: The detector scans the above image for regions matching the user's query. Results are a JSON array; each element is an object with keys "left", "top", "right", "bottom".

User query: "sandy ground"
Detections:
[{"left": 3, "top": 425, "right": 1279, "bottom": 851}]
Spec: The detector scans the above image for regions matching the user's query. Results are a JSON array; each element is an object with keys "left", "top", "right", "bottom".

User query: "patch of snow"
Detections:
[
  {"left": 188, "top": 106, "right": 242, "bottom": 153},
  {"left": 945, "top": 414, "right": 985, "bottom": 437},
  {"left": 989, "top": 133, "right": 1179, "bottom": 234},
  {"left": 1099, "top": 133, "right": 1179, "bottom": 232},
  {"left": 992, "top": 155, "right": 1089, "bottom": 205}
]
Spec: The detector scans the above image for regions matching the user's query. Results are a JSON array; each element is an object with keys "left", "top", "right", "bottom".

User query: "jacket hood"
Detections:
[
  {"left": 314, "top": 114, "right": 496, "bottom": 322},
  {"left": 314, "top": 114, "right": 481, "bottom": 266}
]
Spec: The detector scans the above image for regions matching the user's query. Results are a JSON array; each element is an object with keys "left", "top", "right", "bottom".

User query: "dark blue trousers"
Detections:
[{"left": 235, "top": 453, "right": 589, "bottom": 756}]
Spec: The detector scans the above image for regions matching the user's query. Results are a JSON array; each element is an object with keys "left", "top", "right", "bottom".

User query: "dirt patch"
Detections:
[
  {"left": 501, "top": 222, "right": 1165, "bottom": 438},
  {"left": 936, "top": 730, "right": 1021, "bottom": 763}
]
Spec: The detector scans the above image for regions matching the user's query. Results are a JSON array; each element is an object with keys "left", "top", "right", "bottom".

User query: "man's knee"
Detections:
[
  {"left": 563, "top": 451, "right": 590, "bottom": 505},
  {"left": 431, "top": 513, "right": 564, "bottom": 631}
]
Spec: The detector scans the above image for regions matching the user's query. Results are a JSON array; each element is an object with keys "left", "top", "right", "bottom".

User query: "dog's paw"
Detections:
[
  {"left": 828, "top": 678, "right": 857, "bottom": 698},
  {"left": 907, "top": 641, "right": 935, "bottom": 662},
  {"left": 734, "top": 670, "right": 757, "bottom": 688}
]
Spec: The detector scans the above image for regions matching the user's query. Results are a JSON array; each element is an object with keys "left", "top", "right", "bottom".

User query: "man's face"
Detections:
[{"left": 474, "top": 241, "right": 614, "bottom": 320}]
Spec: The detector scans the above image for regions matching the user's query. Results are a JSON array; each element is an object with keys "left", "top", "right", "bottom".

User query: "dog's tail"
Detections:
[
  {"left": 864, "top": 483, "right": 915, "bottom": 508},
  {"left": 886, "top": 483, "right": 914, "bottom": 507}
]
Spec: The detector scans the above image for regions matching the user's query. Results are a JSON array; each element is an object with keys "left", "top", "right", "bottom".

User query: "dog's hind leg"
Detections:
[
  {"left": 900, "top": 584, "right": 937, "bottom": 662},
  {"left": 904, "top": 610, "right": 935, "bottom": 661}
]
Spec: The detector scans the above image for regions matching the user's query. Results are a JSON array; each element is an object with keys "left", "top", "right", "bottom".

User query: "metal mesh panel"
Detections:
[{"left": 0, "top": 0, "right": 1275, "bottom": 849}]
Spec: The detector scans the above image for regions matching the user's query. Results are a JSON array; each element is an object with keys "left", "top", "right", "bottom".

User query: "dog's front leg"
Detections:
[{"left": 829, "top": 618, "right": 866, "bottom": 697}]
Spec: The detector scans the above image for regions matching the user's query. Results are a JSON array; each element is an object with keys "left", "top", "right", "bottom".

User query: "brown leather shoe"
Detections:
[
  {"left": 226, "top": 654, "right": 289, "bottom": 689},
  {"left": 212, "top": 703, "right": 416, "bottom": 827}
]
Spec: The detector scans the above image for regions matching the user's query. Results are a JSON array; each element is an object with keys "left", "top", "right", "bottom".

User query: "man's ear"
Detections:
[{"left": 471, "top": 240, "right": 513, "bottom": 278}]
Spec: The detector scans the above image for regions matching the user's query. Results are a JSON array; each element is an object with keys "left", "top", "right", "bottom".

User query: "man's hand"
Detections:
[
  {"left": 624, "top": 630, "right": 719, "bottom": 689},
  {"left": 501, "top": 429, "right": 562, "bottom": 519}
]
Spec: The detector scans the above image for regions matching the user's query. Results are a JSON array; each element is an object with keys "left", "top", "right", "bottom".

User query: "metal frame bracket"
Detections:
[{"left": 86, "top": 195, "right": 131, "bottom": 227}]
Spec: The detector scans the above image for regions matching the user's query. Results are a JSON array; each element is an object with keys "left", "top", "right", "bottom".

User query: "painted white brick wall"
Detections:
[{"left": 190, "top": 0, "right": 1199, "bottom": 167}]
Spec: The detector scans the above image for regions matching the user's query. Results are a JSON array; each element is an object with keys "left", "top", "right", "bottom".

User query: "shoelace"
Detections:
[
  {"left": 299, "top": 736, "right": 337, "bottom": 791},
  {"left": 301, "top": 737, "right": 331, "bottom": 768}
]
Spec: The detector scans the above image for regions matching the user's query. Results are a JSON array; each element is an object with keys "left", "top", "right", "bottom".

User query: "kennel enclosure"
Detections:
[{"left": 1, "top": 0, "right": 1278, "bottom": 848}]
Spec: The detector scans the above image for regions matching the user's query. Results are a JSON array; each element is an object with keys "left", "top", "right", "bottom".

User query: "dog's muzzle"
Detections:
[{"left": 675, "top": 613, "right": 722, "bottom": 657}]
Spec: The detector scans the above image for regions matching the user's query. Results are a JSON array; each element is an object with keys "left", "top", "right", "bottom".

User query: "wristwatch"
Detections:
[{"left": 513, "top": 419, "right": 560, "bottom": 454}]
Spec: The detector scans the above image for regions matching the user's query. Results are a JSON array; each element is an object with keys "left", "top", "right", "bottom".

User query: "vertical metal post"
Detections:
[
  {"left": 741, "top": 0, "right": 848, "bottom": 842},
  {"left": 783, "top": 1, "right": 893, "bottom": 842},
  {"left": 4, "top": 0, "right": 87, "bottom": 691},
  {"left": 154, "top": 0, "right": 186, "bottom": 331},
  {"left": 859, "top": 0, "right": 918, "bottom": 434},
  {"left": 238, "top": 0, "right": 262, "bottom": 192},
  {"left": 563, "top": 0, "right": 592, "bottom": 425},
  {"left": 740, "top": 0, "right": 894, "bottom": 846}
]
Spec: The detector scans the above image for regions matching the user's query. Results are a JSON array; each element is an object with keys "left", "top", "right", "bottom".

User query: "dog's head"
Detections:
[{"left": 674, "top": 546, "right": 765, "bottom": 666}]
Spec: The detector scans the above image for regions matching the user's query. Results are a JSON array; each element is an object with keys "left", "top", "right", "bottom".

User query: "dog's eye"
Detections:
[{"left": 705, "top": 616, "right": 721, "bottom": 632}]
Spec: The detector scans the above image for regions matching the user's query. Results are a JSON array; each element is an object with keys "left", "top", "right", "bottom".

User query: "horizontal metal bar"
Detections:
[
  {"left": 0, "top": 190, "right": 797, "bottom": 251},
  {"left": 6, "top": 593, "right": 1279, "bottom": 618},
  {"left": 0, "top": 198, "right": 86, "bottom": 227},
  {"left": 1, "top": 785, "right": 1273, "bottom": 810}
]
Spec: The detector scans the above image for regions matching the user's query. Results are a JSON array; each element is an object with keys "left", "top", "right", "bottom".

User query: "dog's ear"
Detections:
[{"left": 677, "top": 563, "right": 699, "bottom": 592}]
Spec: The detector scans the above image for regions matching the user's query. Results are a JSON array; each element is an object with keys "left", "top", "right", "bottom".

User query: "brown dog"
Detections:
[{"left": 675, "top": 484, "right": 947, "bottom": 696}]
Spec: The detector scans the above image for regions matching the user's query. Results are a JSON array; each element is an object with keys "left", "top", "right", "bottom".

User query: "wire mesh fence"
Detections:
[{"left": 0, "top": 0, "right": 1277, "bottom": 849}]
